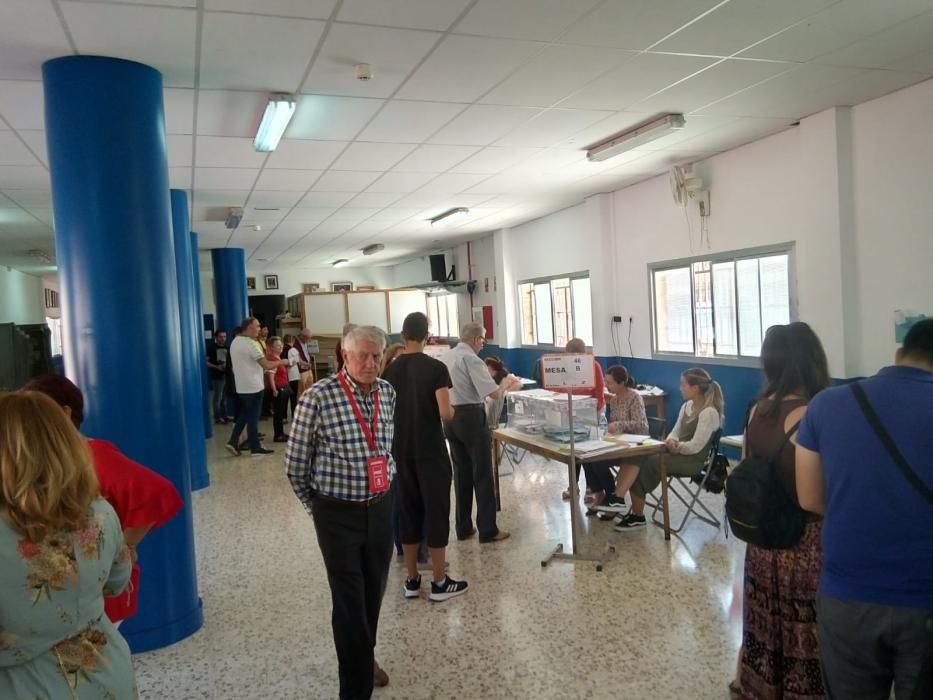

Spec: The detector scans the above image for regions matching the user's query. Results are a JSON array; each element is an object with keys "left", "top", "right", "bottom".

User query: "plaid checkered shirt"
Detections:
[{"left": 285, "top": 370, "right": 397, "bottom": 507}]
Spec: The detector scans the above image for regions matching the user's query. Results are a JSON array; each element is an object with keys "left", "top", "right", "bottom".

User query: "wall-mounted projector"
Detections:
[{"left": 224, "top": 207, "right": 244, "bottom": 230}]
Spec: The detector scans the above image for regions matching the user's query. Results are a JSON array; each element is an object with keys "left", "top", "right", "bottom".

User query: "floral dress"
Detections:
[{"left": 0, "top": 499, "right": 137, "bottom": 700}]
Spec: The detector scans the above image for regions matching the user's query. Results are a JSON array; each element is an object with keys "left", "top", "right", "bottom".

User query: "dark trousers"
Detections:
[
  {"left": 583, "top": 459, "right": 617, "bottom": 496},
  {"left": 288, "top": 379, "right": 300, "bottom": 417},
  {"left": 229, "top": 390, "right": 263, "bottom": 452},
  {"left": 817, "top": 594, "right": 932, "bottom": 700},
  {"left": 443, "top": 405, "right": 498, "bottom": 540},
  {"left": 272, "top": 385, "right": 291, "bottom": 438},
  {"left": 211, "top": 377, "right": 227, "bottom": 420},
  {"left": 261, "top": 386, "right": 272, "bottom": 417},
  {"left": 311, "top": 494, "right": 393, "bottom": 700}
]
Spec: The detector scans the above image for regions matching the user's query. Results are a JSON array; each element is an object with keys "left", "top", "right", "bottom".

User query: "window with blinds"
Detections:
[{"left": 650, "top": 246, "right": 794, "bottom": 361}]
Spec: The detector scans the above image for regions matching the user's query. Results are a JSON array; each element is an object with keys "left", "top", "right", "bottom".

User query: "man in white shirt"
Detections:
[
  {"left": 442, "top": 322, "right": 520, "bottom": 543},
  {"left": 226, "top": 316, "right": 291, "bottom": 457}
]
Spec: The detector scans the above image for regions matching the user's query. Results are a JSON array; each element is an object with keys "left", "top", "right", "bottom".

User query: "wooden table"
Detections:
[
  {"left": 491, "top": 428, "right": 674, "bottom": 540},
  {"left": 638, "top": 390, "right": 667, "bottom": 421}
]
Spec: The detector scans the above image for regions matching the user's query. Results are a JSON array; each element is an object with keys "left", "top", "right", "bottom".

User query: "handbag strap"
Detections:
[{"left": 850, "top": 382, "right": 933, "bottom": 504}]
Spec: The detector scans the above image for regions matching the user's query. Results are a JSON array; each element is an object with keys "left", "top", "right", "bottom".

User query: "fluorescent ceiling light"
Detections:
[
  {"left": 332, "top": 259, "right": 350, "bottom": 268},
  {"left": 362, "top": 243, "right": 384, "bottom": 256},
  {"left": 429, "top": 207, "right": 469, "bottom": 228},
  {"left": 586, "top": 113, "right": 686, "bottom": 162},
  {"left": 254, "top": 94, "right": 297, "bottom": 153}
]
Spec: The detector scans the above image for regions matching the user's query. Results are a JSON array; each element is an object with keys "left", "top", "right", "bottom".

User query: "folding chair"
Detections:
[{"left": 650, "top": 429, "right": 723, "bottom": 534}]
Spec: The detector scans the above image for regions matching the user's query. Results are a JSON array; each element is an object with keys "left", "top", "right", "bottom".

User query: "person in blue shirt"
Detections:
[{"left": 796, "top": 319, "right": 933, "bottom": 700}]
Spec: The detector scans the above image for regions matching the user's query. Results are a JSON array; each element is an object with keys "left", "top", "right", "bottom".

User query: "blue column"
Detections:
[
  {"left": 171, "top": 190, "right": 209, "bottom": 490},
  {"left": 43, "top": 56, "right": 203, "bottom": 653},
  {"left": 211, "top": 248, "right": 248, "bottom": 336},
  {"left": 191, "top": 232, "right": 213, "bottom": 439}
]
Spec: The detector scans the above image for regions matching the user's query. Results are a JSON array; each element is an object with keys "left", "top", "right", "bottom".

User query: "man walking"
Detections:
[
  {"left": 206, "top": 329, "right": 229, "bottom": 423},
  {"left": 442, "top": 322, "right": 520, "bottom": 543},
  {"left": 285, "top": 325, "right": 396, "bottom": 699},
  {"left": 226, "top": 317, "right": 290, "bottom": 457},
  {"left": 796, "top": 319, "right": 933, "bottom": 699}
]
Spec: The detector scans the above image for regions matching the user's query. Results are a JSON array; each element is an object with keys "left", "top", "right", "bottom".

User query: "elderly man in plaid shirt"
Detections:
[{"left": 285, "top": 325, "right": 397, "bottom": 700}]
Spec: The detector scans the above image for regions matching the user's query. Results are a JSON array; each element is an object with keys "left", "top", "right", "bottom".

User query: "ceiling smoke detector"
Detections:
[{"left": 355, "top": 63, "right": 373, "bottom": 81}]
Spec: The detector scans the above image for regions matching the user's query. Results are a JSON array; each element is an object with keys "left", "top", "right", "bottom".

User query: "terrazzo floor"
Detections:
[{"left": 134, "top": 425, "right": 746, "bottom": 700}]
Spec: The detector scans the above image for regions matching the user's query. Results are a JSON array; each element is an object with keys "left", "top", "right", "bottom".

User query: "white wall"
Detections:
[{"left": 0, "top": 267, "right": 43, "bottom": 324}]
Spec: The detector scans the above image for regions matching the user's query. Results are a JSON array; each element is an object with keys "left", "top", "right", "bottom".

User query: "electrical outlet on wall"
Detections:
[{"left": 612, "top": 315, "right": 622, "bottom": 323}]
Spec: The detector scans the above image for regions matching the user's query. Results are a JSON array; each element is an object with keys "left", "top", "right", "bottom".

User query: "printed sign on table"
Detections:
[{"left": 540, "top": 354, "right": 595, "bottom": 390}]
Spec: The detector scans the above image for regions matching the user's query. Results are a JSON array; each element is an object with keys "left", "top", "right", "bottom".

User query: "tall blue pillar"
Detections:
[
  {"left": 43, "top": 56, "right": 203, "bottom": 653},
  {"left": 191, "top": 232, "right": 213, "bottom": 439},
  {"left": 171, "top": 190, "right": 209, "bottom": 490},
  {"left": 211, "top": 248, "right": 249, "bottom": 335}
]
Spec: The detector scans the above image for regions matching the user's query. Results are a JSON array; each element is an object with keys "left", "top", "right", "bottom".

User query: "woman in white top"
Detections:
[{"left": 610, "top": 367, "right": 724, "bottom": 531}]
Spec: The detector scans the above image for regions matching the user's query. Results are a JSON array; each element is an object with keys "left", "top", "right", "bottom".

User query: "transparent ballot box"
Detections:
[{"left": 506, "top": 390, "right": 599, "bottom": 443}]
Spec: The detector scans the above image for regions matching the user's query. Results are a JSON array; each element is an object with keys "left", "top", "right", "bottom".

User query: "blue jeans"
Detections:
[{"left": 229, "top": 390, "right": 263, "bottom": 452}]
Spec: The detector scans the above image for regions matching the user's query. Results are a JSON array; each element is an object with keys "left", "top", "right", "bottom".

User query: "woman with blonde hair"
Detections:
[
  {"left": 380, "top": 342, "right": 405, "bottom": 377},
  {"left": 0, "top": 391, "right": 137, "bottom": 699}
]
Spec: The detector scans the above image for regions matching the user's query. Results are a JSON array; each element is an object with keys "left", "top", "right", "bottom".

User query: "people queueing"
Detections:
[
  {"left": 206, "top": 329, "right": 230, "bottom": 424},
  {"left": 285, "top": 325, "right": 396, "bottom": 699}
]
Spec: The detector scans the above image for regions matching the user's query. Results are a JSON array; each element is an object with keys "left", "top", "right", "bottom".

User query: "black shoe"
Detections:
[
  {"left": 251, "top": 447, "right": 274, "bottom": 456},
  {"left": 404, "top": 575, "right": 421, "bottom": 599},
  {"left": 456, "top": 527, "right": 477, "bottom": 541},
  {"left": 224, "top": 442, "right": 241, "bottom": 457},
  {"left": 593, "top": 494, "right": 627, "bottom": 514},
  {"left": 429, "top": 576, "right": 469, "bottom": 602},
  {"left": 614, "top": 513, "right": 647, "bottom": 531},
  {"left": 273, "top": 435, "right": 288, "bottom": 443}
]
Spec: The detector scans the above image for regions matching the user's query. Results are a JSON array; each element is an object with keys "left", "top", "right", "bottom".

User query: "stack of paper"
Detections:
[{"left": 558, "top": 439, "right": 619, "bottom": 457}]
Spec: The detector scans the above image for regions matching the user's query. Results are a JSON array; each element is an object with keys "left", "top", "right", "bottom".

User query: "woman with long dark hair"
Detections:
[{"left": 733, "top": 322, "right": 831, "bottom": 700}]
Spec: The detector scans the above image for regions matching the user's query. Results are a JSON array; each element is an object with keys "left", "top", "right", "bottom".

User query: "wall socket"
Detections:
[{"left": 612, "top": 315, "right": 622, "bottom": 323}]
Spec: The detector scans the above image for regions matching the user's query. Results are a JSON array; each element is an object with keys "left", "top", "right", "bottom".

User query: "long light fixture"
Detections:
[
  {"left": 585, "top": 113, "right": 686, "bottom": 162},
  {"left": 332, "top": 258, "right": 350, "bottom": 268},
  {"left": 361, "top": 243, "right": 384, "bottom": 256},
  {"left": 429, "top": 207, "right": 469, "bottom": 227},
  {"left": 254, "top": 94, "right": 297, "bottom": 152}
]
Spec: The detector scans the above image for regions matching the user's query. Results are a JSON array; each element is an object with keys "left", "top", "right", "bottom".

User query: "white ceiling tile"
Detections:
[
  {"left": 358, "top": 100, "right": 466, "bottom": 143},
  {"left": 655, "top": 0, "right": 837, "bottom": 56},
  {"left": 192, "top": 189, "right": 251, "bottom": 206},
  {"left": 169, "top": 167, "right": 192, "bottom": 189},
  {"left": 194, "top": 167, "right": 259, "bottom": 189},
  {"left": 671, "top": 116, "right": 792, "bottom": 153},
  {"left": 456, "top": 0, "right": 603, "bottom": 42},
  {"left": 740, "top": 0, "right": 933, "bottom": 64},
  {"left": 2, "top": 189, "right": 52, "bottom": 207},
  {"left": 427, "top": 105, "right": 540, "bottom": 145},
  {"left": 0, "top": 81, "right": 45, "bottom": 130},
  {"left": 196, "top": 90, "right": 268, "bottom": 137},
  {"left": 287, "top": 95, "right": 384, "bottom": 140},
  {"left": 632, "top": 58, "right": 796, "bottom": 115},
  {"left": 366, "top": 171, "right": 437, "bottom": 193},
  {"left": 61, "top": 3, "right": 197, "bottom": 87},
  {"left": 561, "top": 0, "right": 722, "bottom": 51},
  {"left": 0, "top": 166, "right": 50, "bottom": 189},
  {"left": 0, "top": 132, "right": 39, "bottom": 166},
  {"left": 204, "top": 0, "right": 337, "bottom": 18},
  {"left": 396, "top": 35, "right": 542, "bottom": 102},
  {"left": 254, "top": 169, "right": 322, "bottom": 191},
  {"left": 0, "top": 0, "right": 73, "bottom": 81},
  {"left": 167, "top": 134, "right": 192, "bottom": 167},
  {"left": 820, "top": 69, "right": 929, "bottom": 109},
  {"left": 495, "top": 108, "right": 611, "bottom": 147},
  {"left": 312, "top": 170, "right": 381, "bottom": 191},
  {"left": 329, "top": 208, "right": 380, "bottom": 223},
  {"left": 811, "top": 10, "right": 933, "bottom": 70},
  {"left": 283, "top": 207, "right": 336, "bottom": 222},
  {"left": 367, "top": 207, "right": 424, "bottom": 223},
  {"left": 199, "top": 13, "right": 325, "bottom": 91},
  {"left": 247, "top": 191, "right": 303, "bottom": 208},
  {"left": 301, "top": 24, "right": 440, "bottom": 99},
  {"left": 298, "top": 191, "right": 357, "bottom": 207},
  {"left": 448, "top": 146, "right": 542, "bottom": 173},
  {"left": 347, "top": 192, "right": 404, "bottom": 208},
  {"left": 265, "top": 139, "right": 346, "bottom": 170},
  {"left": 195, "top": 136, "right": 267, "bottom": 168},
  {"left": 0, "top": 207, "right": 40, "bottom": 225},
  {"left": 338, "top": 0, "right": 470, "bottom": 31},
  {"left": 560, "top": 53, "right": 718, "bottom": 110},
  {"left": 416, "top": 172, "right": 490, "bottom": 193},
  {"left": 164, "top": 88, "right": 195, "bottom": 134},
  {"left": 887, "top": 47, "right": 933, "bottom": 74},
  {"left": 331, "top": 142, "right": 417, "bottom": 171},
  {"left": 391, "top": 145, "right": 479, "bottom": 172},
  {"left": 481, "top": 44, "right": 636, "bottom": 108},
  {"left": 554, "top": 110, "right": 650, "bottom": 149}
]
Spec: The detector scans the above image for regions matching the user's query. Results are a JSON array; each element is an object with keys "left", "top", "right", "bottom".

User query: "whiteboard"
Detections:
[
  {"left": 304, "top": 294, "right": 347, "bottom": 335},
  {"left": 347, "top": 292, "right": 389, "bottom": 330},
  {"left": 388, "top": 289, "right": 427, "bottom": 333}
]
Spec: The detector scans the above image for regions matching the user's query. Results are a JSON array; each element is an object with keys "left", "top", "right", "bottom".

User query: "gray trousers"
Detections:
[
  {"left": 817, "top": 594, "right": 932, "bottom": 700},
  {"left": 443, "top": 404, "right": 498, "bottom": 540}
]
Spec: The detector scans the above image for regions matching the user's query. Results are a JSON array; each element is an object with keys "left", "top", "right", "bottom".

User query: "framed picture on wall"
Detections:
[
  {"left": 302, "top": 283, "right": 321, "bottom": 293},
  {"left": 331, "top": 281, "right": 354, "bottom": 292},
  {"left": 246, "top": 277, "right": 256, "bottom": 291},
  {"left": 263, "top": 274, "right": 279, "bottom": 290},
  {"left": 357, "top": 285, "right": 375, "bottom": 291}
]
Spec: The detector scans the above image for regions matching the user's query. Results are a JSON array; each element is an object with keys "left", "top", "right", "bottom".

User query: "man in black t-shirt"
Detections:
[
  {"left": 206, "top": 329, "right": 230, "bottom": 423},
  {"left": 383, "top": 312, "right": 469, "bottom": 603}
]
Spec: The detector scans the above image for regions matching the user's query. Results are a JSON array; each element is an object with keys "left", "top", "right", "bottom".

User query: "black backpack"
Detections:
[{"left": 725, "top": 422, "right": 808, "bottom": 549}]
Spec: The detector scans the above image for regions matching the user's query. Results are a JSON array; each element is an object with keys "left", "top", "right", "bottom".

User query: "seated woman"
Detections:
[
  {"left": 605, "top": 367, "right": 723, "bottom": 531},
  {"left": 24, "top": 375, "right": 183, "bottom": 626},
  {"left": 584, "top": 365, "right": 649, "bottom": 510},
  {"left": 0, "top": 391, "right": 137, "bottom": 698},
  {"left": 484, "top": 356, "right": 510, "bottom": 426}
]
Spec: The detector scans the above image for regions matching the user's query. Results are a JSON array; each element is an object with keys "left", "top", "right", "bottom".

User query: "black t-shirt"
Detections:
[
  {"left": 207, "top": 341, "right": 228, "bottom": 379},
  {"left": 383, "top": 352, "right": 452, "bottom": 460}
]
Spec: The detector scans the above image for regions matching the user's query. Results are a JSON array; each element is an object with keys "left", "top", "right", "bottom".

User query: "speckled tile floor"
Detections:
[{"left": 133, "top": 426, "right": 746, "bottom": 700}]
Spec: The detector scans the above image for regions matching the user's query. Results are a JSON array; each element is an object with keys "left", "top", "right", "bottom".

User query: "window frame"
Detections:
[
  {"left": 426, "top": 292, "right": 460, "bottom": 338},
  {"left": 648, "top": 243, "right": 797, "bottom": 367},
  {"left": 517, "top": 270, "right": 593, "bottom": 349}
]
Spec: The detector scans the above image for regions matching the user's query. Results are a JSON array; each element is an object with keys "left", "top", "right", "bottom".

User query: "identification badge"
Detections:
[{"left": 367, "top": 455, "right": 390, "bottom": 493}]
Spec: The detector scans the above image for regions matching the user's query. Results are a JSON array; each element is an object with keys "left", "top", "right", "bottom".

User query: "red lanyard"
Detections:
[{"left": 338, "top": 372, "right": 379, "bottom": 452}]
